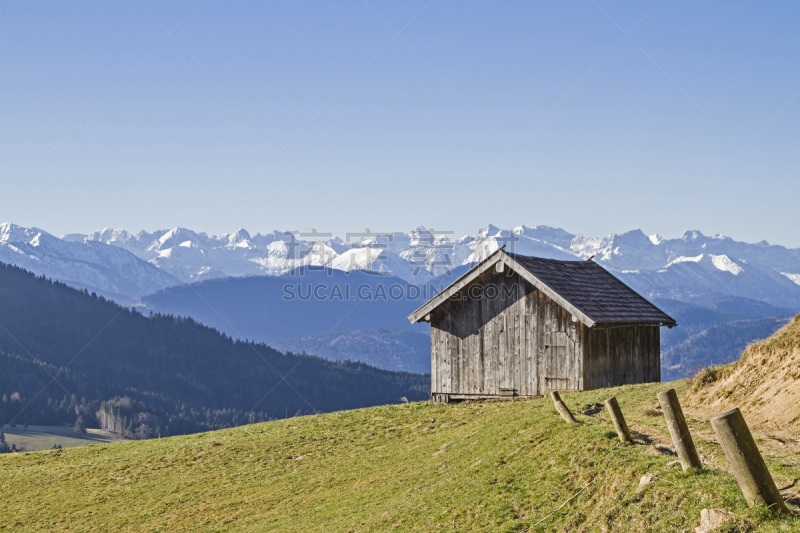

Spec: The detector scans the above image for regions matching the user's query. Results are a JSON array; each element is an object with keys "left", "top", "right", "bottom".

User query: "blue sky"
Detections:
[{"left": 1, "top": 1, "right": 798, "bottom": 246}]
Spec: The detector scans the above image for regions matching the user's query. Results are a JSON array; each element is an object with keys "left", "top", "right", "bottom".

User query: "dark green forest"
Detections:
[{"left": 0, "top": 263, "right": 428, "bottom": 439}]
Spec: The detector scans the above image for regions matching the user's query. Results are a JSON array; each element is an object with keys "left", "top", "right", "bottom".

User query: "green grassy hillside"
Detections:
[{"left": 1, "top": 380, "right": 797, "bottom": 532}]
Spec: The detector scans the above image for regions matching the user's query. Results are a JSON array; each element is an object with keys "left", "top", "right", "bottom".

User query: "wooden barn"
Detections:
[{"left": 408, "top": 248, "right": 676, "bottom": 403}]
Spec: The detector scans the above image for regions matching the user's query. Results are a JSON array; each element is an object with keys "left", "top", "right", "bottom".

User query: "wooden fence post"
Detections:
[
  {"left": 550, "top": 391, "right": 577, "bottom": 424},
  {"left": 605, "top": 397, "right": 632, "bottom": 443},
  {"left": 710, "top": 408, "right": 788, "bottom": 514},
  {"left": 657, "top": 389, "right": 702, "bottom": 471}
]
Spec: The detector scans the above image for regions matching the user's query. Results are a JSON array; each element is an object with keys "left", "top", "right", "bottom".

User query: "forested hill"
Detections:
[{"left": 0, "top": 263, "right": 428, "bottom": 438}]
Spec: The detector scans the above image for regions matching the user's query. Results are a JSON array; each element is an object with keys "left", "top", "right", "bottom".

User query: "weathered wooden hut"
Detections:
[{"left": 408, "top": 248, "right": 676, "bottom": 402}]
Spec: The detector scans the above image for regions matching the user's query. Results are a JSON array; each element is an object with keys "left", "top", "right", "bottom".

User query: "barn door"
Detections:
[{"left": 543, "top": 331, "right": 570, "bottom": 392}]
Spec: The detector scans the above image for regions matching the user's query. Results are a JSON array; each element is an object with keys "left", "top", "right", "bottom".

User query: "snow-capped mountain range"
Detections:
[
  {"left": 3, "top": 222, "right": 800, "bottom": 308},
  {"left": 0, "top": 222, "right": 180, "bottom": 300}
]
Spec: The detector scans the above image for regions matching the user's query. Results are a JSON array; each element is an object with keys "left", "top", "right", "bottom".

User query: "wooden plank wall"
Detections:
[
  {"left": 582, "top": 325, "right": 660, "bottom": 390},
  {"left": 430, "top": 271, "right": 585, "bottom": 397}
]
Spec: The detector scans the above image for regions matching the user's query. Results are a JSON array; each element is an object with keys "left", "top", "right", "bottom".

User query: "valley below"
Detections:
[{"left": 1, "top": 425, "right": 130, "bottom": 452}]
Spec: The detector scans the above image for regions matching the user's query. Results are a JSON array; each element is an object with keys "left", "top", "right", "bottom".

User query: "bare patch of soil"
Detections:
[{"left": 686, "top": 315, "right": 800, "bottom": 431}]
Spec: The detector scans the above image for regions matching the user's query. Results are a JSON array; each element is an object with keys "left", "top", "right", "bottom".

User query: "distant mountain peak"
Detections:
[
  {"left": 478, "top": 224, "right": 503, "bottom": 237},
  {"left": 0, "top": 222, "right": 41, "bottom": 242},
  {"left": 680, "top": 230, "right": 705, "bottom": 241},
  {"left": 86, "top": 228, "right": 134, "bottom": 244},
  {"left": 62, "top": 233, "right": 88, "bottom": 242},
  {"left": 709, "top": 254, "right": 743, "bottom": 275},
  {"left": 231, "top": 228, "right": 251, "bottom": 239}
]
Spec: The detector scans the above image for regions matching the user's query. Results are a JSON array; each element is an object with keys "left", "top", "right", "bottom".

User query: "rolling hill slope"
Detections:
[
  {"left": 0, "top": 263, "right": 428, "bottom": 437},
  {"left": 1, "top": 380, "right": 797, "bottom": 531}
]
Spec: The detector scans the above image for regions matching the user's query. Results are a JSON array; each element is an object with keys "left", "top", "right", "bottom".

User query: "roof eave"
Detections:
[{"left": 590, "top": 321, "right": 677, "bottom": 329}]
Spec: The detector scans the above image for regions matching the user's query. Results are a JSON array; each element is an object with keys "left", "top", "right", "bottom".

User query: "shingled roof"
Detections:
[
  {"left": 505, "top": 252, "right": 676, "bottom": 327},
  {"left": 408, "top": 248, "right": 676, "bottom": 328}
]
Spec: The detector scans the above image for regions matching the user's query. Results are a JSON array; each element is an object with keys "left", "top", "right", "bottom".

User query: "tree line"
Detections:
[{"left": 0, "top": 262, "right": 429, "bottom": 440}]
